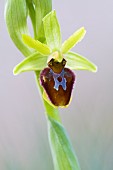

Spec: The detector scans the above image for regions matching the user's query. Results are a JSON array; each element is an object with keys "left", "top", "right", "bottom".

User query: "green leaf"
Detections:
[
  {"left": 65, "top": 51, "right": 97, "bottom": 72},
  {"left": 13, "top": 52, "right": 47, "bottom": 75},
  {"left": 61, "top": 27, "right": 86, "bottom": 54},
  {"left": 43, "top": 10, "right": 62, "bottom": 51},
  {"left": 48, "top": 116, "right": 81, "bottom": 170},
  {"left": 5, "top": 0, "right": 32, "bottom": 57},
  {"left": 22, "top": 34, "right": 51, "bottom": 55}
]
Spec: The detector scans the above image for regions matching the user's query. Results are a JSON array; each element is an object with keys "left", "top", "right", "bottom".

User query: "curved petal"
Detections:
[
  {"left": 22, "top": 34, "right": 51, "bottom": 55},
  {"left": 65, "top": 51, "right": 97, "bottom": 72},
  {"left": 61, "top": 27, "right": 86, "bottom": 54},
  {"left": 13, "top": 52, "right": 48, "bottom": 75}
]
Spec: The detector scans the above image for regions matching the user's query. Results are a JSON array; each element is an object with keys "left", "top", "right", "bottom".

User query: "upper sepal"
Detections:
[{"left": 43, "top": 10, "right": 62, "bottom": 52}]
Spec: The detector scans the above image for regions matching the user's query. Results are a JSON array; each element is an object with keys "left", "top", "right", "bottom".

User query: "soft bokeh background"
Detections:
[{"left": 0, "top": 0, "right": 113, "bottom": 169}]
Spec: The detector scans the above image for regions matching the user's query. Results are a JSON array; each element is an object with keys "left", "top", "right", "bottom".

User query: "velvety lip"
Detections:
[{"left": 40, "top": 58, "right": 75, "bottom": 106}]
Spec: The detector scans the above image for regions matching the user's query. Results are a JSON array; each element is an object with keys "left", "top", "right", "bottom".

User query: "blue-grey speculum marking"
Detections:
[{"left": 50, "top": 69, "right": 67, "bottom": 91}]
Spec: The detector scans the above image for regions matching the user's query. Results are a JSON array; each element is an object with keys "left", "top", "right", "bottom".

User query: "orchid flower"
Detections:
[{"left": 13, "top": 10, "right": 97, "bottom": 108}]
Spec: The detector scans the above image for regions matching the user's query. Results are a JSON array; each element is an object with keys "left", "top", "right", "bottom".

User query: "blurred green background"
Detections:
[{"left": 0, "top": 0, "right": 113, "bottom": 169}]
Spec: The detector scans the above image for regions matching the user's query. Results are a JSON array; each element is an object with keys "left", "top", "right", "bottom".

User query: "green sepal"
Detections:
[
  {"left": 48, "top": 116, "right": 81, "bottom": 170},
  {"left": 5, "top": 0, "right": 32, "bottom": 57},
  {"left": 13, "top": 52, "right": 47, "bottom": 75},
  {"left": 61, "top": 27, "right": 86, "bottom": 54},
  {"left": 65, "top": 51, "right": 97, "bottom": 72},
  {"left": 43, "top": 10, "right": 62, "bottom": 51},
  {"left": 22, "top": 34, "right": 51, "bottom": 55}
]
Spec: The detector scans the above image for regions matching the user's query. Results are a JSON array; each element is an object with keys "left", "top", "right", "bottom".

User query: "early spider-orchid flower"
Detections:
[{"left": 13, "top": 10, "right": 97, "bottom": 107}]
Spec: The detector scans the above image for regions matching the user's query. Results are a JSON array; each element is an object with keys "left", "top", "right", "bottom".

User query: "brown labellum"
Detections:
[{"left": 40, "top": 58, "right": 75, "bottom": 107}]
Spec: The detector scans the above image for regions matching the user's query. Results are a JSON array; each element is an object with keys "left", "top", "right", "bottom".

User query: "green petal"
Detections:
[
  {"left": 48, "top": 116, "right": 81, "bottom": 170},
  {"left": 65, "top": 51, "right": 97, "bottom": 72},
  {"left": 61, "top": 27, "right": 86, "bottom": 54},
  {"left": 22, "top": 34, "right": 51, "bottom": 55},
  {"left": 43, "top": 10, "right": 62, "bottom": 51},
  {"left": 13, "top": 52, "right": 47, "bottom": 75}
]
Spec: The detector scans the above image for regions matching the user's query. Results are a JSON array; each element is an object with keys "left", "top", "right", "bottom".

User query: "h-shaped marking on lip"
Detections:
[{"left": 50, "top": 69, "right": 67, "bottom": 91}]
